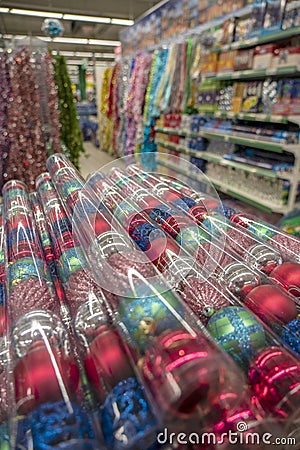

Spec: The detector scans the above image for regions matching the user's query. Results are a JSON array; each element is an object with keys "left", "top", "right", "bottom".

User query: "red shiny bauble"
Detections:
[
  {"left": 271, "top": 262, "right": 300, "bottom": 297},
  {"left": 0, "top": 306, "right": 7, "bottom": 336},
  {"left": 249, "top": 346, "right": 300, "bottom": 418},
  {"left": 145, "top": 237, "right": 180, "bottom": 272},
  {"left": 161, "top": 190, "right": 182, "bottom": 204},
  {"left": 162, "top": 215, "right": 191, "bottom": 238},
  {"left": 84, "top": 327, "right": 133, "bottom": 401},
  {"left": 14, "top": 342, "right": 80, "bottom": 415},
  {"left": 189, "top": 206, "right": 208, "bottom": 224},
  {"left": 244, "top": 285, "right": 297, "bottom": 325},
  {"left": 138, "top": 195, "right": 161, "bottom": 210},
  {"left": 94, "top": 213, "right": 112, "bottom": 237},
  {"left": 201, "top": 199, "right": 219, "bottom": 210},
  {"left": 127, "top": 213, "right": 148, "bottom": 234}
]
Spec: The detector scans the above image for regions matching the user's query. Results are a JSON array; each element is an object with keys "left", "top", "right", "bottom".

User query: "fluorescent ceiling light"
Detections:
[
  {"left": 76, "top": 52, "right": 94, "bottom": 57},
  {"left": 111, "top": 18, "right": 134, "bottom": 26},
  {"left": 52, "top": 37, "right": 89, "bottom": 44},
  {"left": 66, "top": 60, "right": 94, "bottom": 65},
  {"left": 10, "top": 8, "right": 63, "bottom": 18},
  {"left": 95, "top": 53, "right": 115, "bottom": 58},
  {"left": 63, "top": 13, "right": 110, "bottom": 23},
  {"left": 89, "top": 39, "right": 120, "bottom": 46},
  {"left": 0, "top": 7, "right": 9, "bottom": 13},
  {"left": 60, "top": 51, "right": 76, "bottom": 57}
]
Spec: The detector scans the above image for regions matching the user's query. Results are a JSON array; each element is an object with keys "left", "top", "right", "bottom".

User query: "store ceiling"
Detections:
[{"left": 0, "top": 0, "right": 162, "bottom": 55}]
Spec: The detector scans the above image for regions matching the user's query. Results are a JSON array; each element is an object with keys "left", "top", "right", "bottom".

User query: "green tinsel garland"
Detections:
[{"left": 54, "top": 55, "right": 85, "bottom": 169}]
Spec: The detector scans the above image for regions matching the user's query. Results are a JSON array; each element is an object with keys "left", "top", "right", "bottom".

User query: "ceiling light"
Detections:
[
  {"left": 76, "top": 52, "right": 94, "bottom": 58},
  {"left": 0, "top": 7, "right": 9, "bottom": 13},
  {"left": 52, "top": 37, "right": 89, "bottom": 44},
  {"left": 111, "top": 18, "right": 134, "bottom": 26},
  {"left": 63, "top": 13, "right": 110, "bottom": 23},
  {"left": 10, "top": 9, "right": 63, "bottom": 18},
  {"left": 59, "top": 51, "right": 76, "bottom": 57},
  {"left": 89, "top": 39, "right": 120, "bottom": 47},
  {"left": 94, "top": 53, "right": 116, "bottom": 58}
]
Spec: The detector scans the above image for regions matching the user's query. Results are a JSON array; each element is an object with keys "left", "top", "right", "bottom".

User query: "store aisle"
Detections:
[{"left": 80, "top": 143, "right": 123, "bottom": 179}]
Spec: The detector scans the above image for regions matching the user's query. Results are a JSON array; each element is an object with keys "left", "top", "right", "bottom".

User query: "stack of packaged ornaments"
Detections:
[{"left": 1, "top": 154, "right": 300, "bottom": 449}]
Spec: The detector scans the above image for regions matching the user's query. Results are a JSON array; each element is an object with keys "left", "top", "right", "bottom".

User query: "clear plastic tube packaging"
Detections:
[
  {"left": 108, "top": 168, "right": 300, "bottom": 357},
  {"left": 2, "top": 180, "right": 104, "bottom": 449},
  {"left": 47, "top": 155, "right": 250, "bottom": 436}
]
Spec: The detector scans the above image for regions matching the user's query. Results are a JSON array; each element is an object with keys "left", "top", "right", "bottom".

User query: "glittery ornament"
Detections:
[
  {"left": 31, "top": 400, "right": 97, "bottom": 450},
  {"left": 247, "top": 222, "right": 277, "bottom": 240},
  {"left": 130, "top": 221, "right": 165, "bottom": 252},
  {"left": 8, "top": 278, "right": 59, "bottom": 322},
  {"left": 65, "top": 269, "right": 100, "bottom": 318},
  {"left": 280, "top": 319, "right": 300, "bottom": 356},
  {"left": 85, "top": 327, "right": 134, "bottom": 401},
  {"left": 181, "top": 277, "right": 230, "bottom": 325},
  {"left": 214, "top": 205, "right": 236, "bottom": 220},
  {"left": 0, "top": 371, "right": 8, "bottom": 424},
  {"left": 14, "top": 342, "right": 80, "bottom": 415},
  {"left": 224, "top": 228, "right": 258, "bottom": 258},
  {"left": 58, "top": 247, "right": 87, "bottom": 283},
  {"left": 244, "top": 285, "right": 297, "bottom": 325},
  {"left": 271, "top": 262, "right": 300, "bottom": 297},
  {"left": 176, "top": 226, "right": 210, "bottom": 254},
  {"left": 101, "top": 377, "right": 157, "bottom": 450},
  {"left": 268, "top": 233, "right": 300, "bottom": 262},
  {"left": 249, "top": 346, "right": 300, "bottom": 418},
  {"left": 207, "top": 306, "right": 266, "bottom": 369},
  {"left": 7, "top": 256, "right": 47, "bottom": 291},
  {"left": 119, "top": 284, "right": 184, "bottom": 350}
]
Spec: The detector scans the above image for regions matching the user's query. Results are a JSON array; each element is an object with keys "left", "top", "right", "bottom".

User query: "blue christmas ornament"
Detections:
[
  {"left": 203, "top": 216, "right": 229, "bottom": 237},
  {"left": 214, "top": 204, "right": 236, "bottom": 220},
  {"left": 42, "top": 18, "right": 64, "bottom": 38},
  {"left": 176, "top": 225, "right": 210, "bottom": 254},
  {"left": 207, "top": 306, "right": 266, "bottom": 369},
  {"left": 101, "top": 377, "right": 158, "bottom": 450},
  {"left": 130, "top": 223, "right": 164, "bottom": 252},
  {"left": 31, "top": 400, "right": 97, "bottom": 450},
  {"left": 174, "top": 196, "right": 196, "bottom": 211},
  {"left": 280, "top": 318, "right": 300, "bottom": 356},
  {"left": 119, "top": 284, "right": 183, "bottom": 351}
]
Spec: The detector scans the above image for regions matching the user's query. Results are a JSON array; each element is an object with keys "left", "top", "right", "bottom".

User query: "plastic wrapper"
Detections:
[
  {"left": 2, "top": 180, "right": 104, "bottom": 449},
  {"left": 47, "top": 154, "right": 251, "bottom": 434}
]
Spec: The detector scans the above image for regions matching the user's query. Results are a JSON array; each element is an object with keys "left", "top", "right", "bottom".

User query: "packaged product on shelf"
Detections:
[
  {"left": 263, "top": 0, "right": 286, "bottom": 32},
  {"left": 234, "top": 17, "right": 252, "bottom": 41},
  {"left": 253, "top": 44, "right": 277, "bottom": 69},
  {"left": 218, "top": 84, "right": 234, "bottom": 110},
  {"left": 273, "top": 46, "right": 300, "bottom": 68},
  {"left": 241, "top": 81, "right": 264, "bottom": 113},
  {"left": 248, "top": 0, "right": 267, "bottom": 37},
  {"left": 217, "top": 50, "right": 237, "bottom": 73},
  {"left": 231, "top": 82, "right": 245, "bottom": 112},
  {"left": 282, "top": 0, "right": 300, "bottom": 29},
  {"left": 234, "top": 49, "right": 255, "bottom": 71},
  {"left": 197, "top": 80, "right": 220, "bottom": 112},
  {"left": 262, "top": 79, "right": 279, "bottom": 114},
  {"left": 200, "top": 51, "right": 219, "bottom": 76}
]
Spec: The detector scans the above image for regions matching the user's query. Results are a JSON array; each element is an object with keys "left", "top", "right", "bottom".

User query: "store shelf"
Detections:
[
  {"left": 207, "top": 111, "right": 300, "bottom": 126},
  {"left": 212, "top": 26, "right": 300, "bottom": 53},
  {"left": 204, "top": 65, "right": 300, "bottom": 81},
  {"left": 156, "top": 141, "right": 293, "bottom": 179},
  {"left": 157, "top": 159, "right": 292, "bottom": 213},
  {"left": 156, "top": 128, "right": 299, "bottom": 154}
]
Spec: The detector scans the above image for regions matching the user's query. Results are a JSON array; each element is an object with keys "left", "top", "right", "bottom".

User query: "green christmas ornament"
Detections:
[
  {"left": 176, "top": 226, "right": 210, "bottom": 254},
  {"left": 207, "top": 306, "right": 266, "bottom": 369},
  {"left": 119, "top": 284, "right": 184, "bottom": 351}
]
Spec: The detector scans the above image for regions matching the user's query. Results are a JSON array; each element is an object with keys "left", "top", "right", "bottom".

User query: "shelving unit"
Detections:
[{"left": 204, "top": 66, "right": 300, "bottom": 81}]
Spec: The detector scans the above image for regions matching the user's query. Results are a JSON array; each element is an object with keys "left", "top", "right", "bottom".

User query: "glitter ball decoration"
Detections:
[
  {"left": 214, "top": 205, "right": 236, "bottom": 220},
  {"left": 268, "top": 233, "right": 300, "bottom": 262},
  {"left": 202, "top": 216, "right": 229, "bottom": 237},
  {"left": 224, "top": 228, "right": 258, "bottom": 258},
  {"left": 249, "top": 346, "right": 300, "bottom": 418},
  {"left": 181, "top": 277, "right": 230, "bottom": 325},
  {"left": 118, "top": 284, "right": 184, "bottom": 350},
  {"left": 280, "top": 319, "right": 300, "bottom": 356},
  {"left": 31, "top": 400, "right": 96, "bottom": 450},
  {"left": 42, "top": 18, "right": 64, "bottom": 38},
  {"left": 130, "top": 221, "right": 164, "bottom": 252},
  {"left": 8, "top": 278, "right": 58, "bottom": 321},
  {"left": 207, "top": 306, "right": 266, "bottom": 368},
  {"left": 65, "top": 269, "right": 100, "bottom": 318},
  {"left": 0, "top": 371, "right": 8, "bottom": 424},
  {"left": 101, "top": 377, "right": 157, "bottom": 450},
  {"left": 58, "top": 247, "right": 87, "bottom": 283},
  {"left": 176, "top": 226, "right": 210, "bottom": 254},
  {"left": 271, "top": 262, "right": 300, "bottom": 297},
  {"left": 7, "top": 257, "right": 47, "bottom": 291},
  {"left": 244, "top": 285, "right": 298, "bottom": 325}
]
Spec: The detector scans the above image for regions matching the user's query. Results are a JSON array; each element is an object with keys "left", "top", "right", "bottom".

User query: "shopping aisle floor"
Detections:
[{"left": 80, "top": 142, "right": 124, "bottom": 179}]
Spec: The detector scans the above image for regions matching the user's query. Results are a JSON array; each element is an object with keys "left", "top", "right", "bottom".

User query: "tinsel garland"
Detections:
[
  {"left": 0, "top": 54, "right": 11, "bottom": 190},
  {"left": 54, "top": 55, "right": 84, "bottom": 169},
  {"left": 99, "top": 67, "right": 114, "bottom": 153}
]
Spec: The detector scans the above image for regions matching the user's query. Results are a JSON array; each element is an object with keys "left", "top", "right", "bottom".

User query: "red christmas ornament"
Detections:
[
  {"left": 161, "top": 189, "right": 182, "bottom": 204},
  {"left": 230, "top": 214, "right": 252, "bottom": 228},
  {"left": 145, "top": 237, "right": 180, "bottom": 272},
  {"left": 162, "top": 215, "right": 191, "bottom": 238},
  {"left": 0, "top": 306, "right": 7, "bottom": 336},
  {"left": 201, "top": 199, "right": 219, "bottom": 209},
  {"left": 94, "top": 213, "right": 112, "bottom": 237},
  {"left": 271, "top": 262, "right": 300, "bottom": 297},
  {"left": 249, "top": 346, "right": 300, "bottom": 418},
  {"left": 244, "top": 285, "right": 297, "bottom": 325},
  {"left": 84, "top": 327, "right": 134, "bottom": 401},
  {"left": 189, "top": 206, "right": 208, "bottom": 224},
  {"left": 14, "top": 342, "right": 80, "bottom": 415}
]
